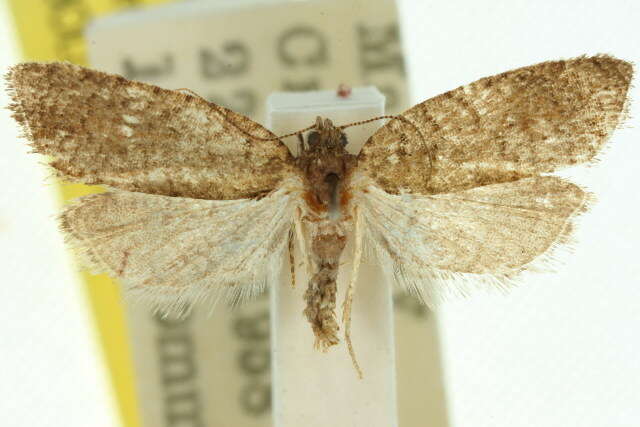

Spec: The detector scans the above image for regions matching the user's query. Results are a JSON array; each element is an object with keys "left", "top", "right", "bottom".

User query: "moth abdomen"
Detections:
[{"left": 303, "top": 226, "right": 347, "bottom": 350}]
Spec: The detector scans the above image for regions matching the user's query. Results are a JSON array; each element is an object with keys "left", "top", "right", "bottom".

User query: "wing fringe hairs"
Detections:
[
  {"left": 59, "top": 179, "right": 303, "bottom": 314},
  {"left": 352, "top": 173, "right": 594, "bottom": 307}
]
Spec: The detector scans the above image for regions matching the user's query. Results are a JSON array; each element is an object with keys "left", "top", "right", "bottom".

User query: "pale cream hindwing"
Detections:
[
  {"left": 357, "top": 55, "right": 632, "bottom": 196},
  {"left": 6, "top": 62, "right": 298, "bottom": 200},
  {"left": 354, "top": 174, "right": 589, "bottom": 307},
  {"left": 60, "top": 179, "right": 303, "bottom": 312}
]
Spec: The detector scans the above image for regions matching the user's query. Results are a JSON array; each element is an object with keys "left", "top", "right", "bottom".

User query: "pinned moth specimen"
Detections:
[{"left": 6, "top": 56, "right": 632, "bottom": 376}]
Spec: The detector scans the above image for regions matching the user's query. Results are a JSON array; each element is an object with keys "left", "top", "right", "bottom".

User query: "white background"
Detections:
[
  {"left": 0, "top": 3, "right": 117, "bottom": 427},
  {"left": 1, "top": 1, "right": 639, "bottom": 427}
]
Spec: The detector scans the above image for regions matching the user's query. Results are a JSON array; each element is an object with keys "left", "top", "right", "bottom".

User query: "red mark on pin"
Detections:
[{"left": 337, "top": 84, "right": 352, "bottom": 98}]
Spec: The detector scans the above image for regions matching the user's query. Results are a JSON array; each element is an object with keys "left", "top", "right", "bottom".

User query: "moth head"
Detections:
[{"left": 305, "top": 116, "right": 348, "bottom": 150}]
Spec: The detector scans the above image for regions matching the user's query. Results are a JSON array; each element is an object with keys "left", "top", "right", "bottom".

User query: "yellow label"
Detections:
[{"left": 6, "top": 1, "right": 173, "bottom": 427}]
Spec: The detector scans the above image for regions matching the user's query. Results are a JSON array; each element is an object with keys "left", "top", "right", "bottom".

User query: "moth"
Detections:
[{"left": 6, "top": 55, "right": 632, "bottom": 376}]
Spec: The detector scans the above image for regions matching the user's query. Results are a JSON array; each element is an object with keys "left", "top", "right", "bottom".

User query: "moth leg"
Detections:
[
  {"left": 297, "top": 132, "right": 304, "bottom": 156},
  {"left": 294, "top": 206, "right": 313, "bottom": 277},
  {"left": 288, "top": 229, "right": 296, "bottom": 288},
  {"left": 343, "top": 206, "right": 364, "bottom": 379}
]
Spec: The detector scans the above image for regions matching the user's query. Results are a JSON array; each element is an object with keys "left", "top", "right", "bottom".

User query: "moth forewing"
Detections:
[
  {"left": 6, "top": 62, "right": 299, "bottom": 201},
  {"left": 357, "top": 55, "right": 633, "bottom": 196}
]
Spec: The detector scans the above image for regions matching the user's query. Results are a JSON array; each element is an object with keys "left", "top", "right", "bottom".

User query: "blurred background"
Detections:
[{"left": 1, "top": 1, "right": 639, "bottom": 427}]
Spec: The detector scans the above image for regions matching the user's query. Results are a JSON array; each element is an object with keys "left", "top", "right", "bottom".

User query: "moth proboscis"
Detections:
[{"left": 5, "top": 55, "right": 632, "bottom": 378}]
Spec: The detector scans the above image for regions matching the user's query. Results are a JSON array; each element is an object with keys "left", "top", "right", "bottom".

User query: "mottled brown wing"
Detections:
[
  {"left": 357, "top": 55, "right": 632, "bottom": 195},
  {"left": 6, "top": 62, "right": 298, "bottom": 200}
]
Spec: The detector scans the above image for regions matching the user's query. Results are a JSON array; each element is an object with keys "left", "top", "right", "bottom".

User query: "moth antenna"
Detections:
[
  {"left": 273, "top": 125, "right": 318, "bottom": 140},
  {"left": 338, "top": 114, "right": 427, "bottom": 143},
  {"left": 175, "top": 88, "right": 206, "bottom": 100},
  {"left": 339, "top": 114, "right": 433, "bottom": 180},
  {"left": 176, "top": 87, "right": 316, "bottom": 142},
  {"left": 337, "top": 114, "right": 396, "bottom": 130},
  {"left": 220, "top": 108, "right": 317, "bottom": 142}
]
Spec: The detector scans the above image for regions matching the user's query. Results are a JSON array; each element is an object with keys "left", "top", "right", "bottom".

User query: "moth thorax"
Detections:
[{"left": 298, "top": 117, "right": 357, "bottom": 217}]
